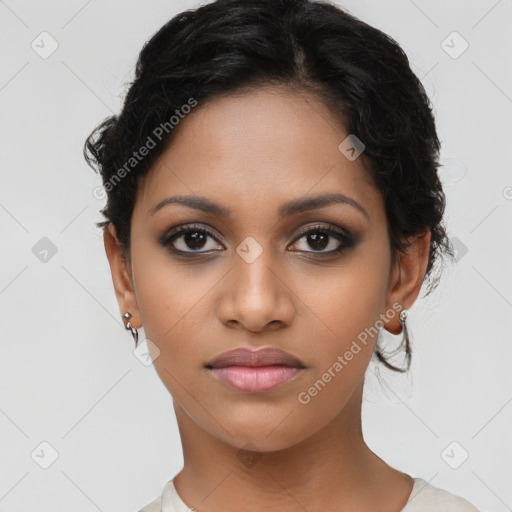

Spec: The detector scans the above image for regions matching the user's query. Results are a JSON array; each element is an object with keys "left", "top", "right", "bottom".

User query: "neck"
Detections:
[{"left": 171, "top": 381, "right": 413, "bottom": 512}]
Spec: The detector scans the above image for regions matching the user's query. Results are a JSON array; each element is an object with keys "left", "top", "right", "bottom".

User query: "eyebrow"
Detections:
[{"left": 149, "top": 192, "right": 369, "bottom": 221}]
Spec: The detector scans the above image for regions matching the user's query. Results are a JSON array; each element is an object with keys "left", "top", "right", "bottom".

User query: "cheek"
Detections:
[
  {"left": 289, "top": 243, "right": 391, "bottom": 392},
  {"left": 298, "top": 250, "right": 391, "bottom": 344},
  {"left": 130, "top": 246, "right": 222, "bottom": 368}
]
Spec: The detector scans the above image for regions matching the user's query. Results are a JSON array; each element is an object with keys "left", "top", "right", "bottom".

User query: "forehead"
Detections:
[{"left": 136, "top": 86, "right": 381, "bottom": 220}]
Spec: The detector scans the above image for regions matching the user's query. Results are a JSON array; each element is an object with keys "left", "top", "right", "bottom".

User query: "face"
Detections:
[{"left": 105, "top": 86, "right": 429, "bottom": 452}]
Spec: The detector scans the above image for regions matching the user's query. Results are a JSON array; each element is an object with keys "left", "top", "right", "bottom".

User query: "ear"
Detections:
[
  {"left": 103, "top": 223, "right": 141, "bottom": 328},
  {"left": 382, "top": 229, "right": 431, "bottom": 334}
]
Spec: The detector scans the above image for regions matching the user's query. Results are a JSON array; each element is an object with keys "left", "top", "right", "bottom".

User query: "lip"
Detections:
[
  {"left": 206, "top": 347, "right": 306, "bottom": 369},
  {"left": 205, "top": 347, "right": 306, "bottom": 393},
  {"left": 208, "top": 366, "right": 304, "bottom": 393}
]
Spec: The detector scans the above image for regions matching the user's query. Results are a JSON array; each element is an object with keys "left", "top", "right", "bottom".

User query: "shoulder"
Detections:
[
  {"left": 138, "top": 496, "right": 162, "bottom": 512},
  {"left": 402, "top": 478, "right": 480, "bottom": 512}
]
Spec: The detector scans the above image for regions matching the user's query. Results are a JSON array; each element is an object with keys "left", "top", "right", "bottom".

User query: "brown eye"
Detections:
[
  {"left": 161, "top": 224, "right": 224, "bottom": 254},
  {"left": 304, "top": 232, "right": 330, "bottom": 251},
  {"left": 289, "top": 224, "right": 355, "bottom": 255}
]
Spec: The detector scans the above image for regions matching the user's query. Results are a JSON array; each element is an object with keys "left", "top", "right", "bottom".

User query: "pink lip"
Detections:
[
  {"left": 208, "top": 365, "right": 304, "bottom": 393},
  {"left": 206, "top": 346, "right": 305, "bottom": 369},
  {"left": 205, "top": 347, "right": 306, "bottom": 393}
]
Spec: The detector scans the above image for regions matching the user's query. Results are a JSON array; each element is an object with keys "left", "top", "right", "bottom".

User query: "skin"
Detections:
[{"left": 104, "top": 86, "right": 431, "bottom": 512}]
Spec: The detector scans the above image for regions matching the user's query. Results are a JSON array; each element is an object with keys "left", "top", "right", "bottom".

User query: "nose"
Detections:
[{"left": 217, "top": 245, "right": 296, "bottom": 333}]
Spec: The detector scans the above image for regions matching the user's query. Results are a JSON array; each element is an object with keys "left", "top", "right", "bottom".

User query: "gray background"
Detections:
[{"left": 1, "top": 0, "right": 511, "bottom": 510}]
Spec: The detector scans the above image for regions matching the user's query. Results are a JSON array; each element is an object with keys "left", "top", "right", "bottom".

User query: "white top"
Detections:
[{"left": 139, "top": 476, "right": 481, "bottom": 511}]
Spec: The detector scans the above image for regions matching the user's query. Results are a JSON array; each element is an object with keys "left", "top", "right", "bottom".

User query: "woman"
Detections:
[{"left": 84, "top": 0, "right": 481, "bottom": 510}]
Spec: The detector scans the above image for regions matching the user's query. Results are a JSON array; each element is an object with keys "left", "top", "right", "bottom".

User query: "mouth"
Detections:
[
  {"left": 206, "top": 365, "right": 305, "bottom": 393},
  {"left": 205, "top": 347, "right": 306, "bottom": 393}
]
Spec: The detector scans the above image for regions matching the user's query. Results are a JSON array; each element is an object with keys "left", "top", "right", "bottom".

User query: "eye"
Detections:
[
  {"left": 161, "top": 224, "right": 224, "bottom": 254},
  {"left": 160, "top": 222, "right": 356, "bottom": 257},
  {"left": 288, "top": 224, "right": 355, "bottom": 255}
]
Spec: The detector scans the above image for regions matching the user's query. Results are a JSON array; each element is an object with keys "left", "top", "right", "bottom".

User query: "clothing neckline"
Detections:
[{"left": 162, "top": 475, "right": 427, "bottom": 512}]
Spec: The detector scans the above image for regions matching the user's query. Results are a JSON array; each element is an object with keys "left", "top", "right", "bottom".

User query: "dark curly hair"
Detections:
[{"left": 83, "top": 0, "right": 453, "bottom": 372}]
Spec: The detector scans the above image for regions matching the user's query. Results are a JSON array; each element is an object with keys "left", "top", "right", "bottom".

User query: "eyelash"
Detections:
[{"left": 160, "top": 223, "right": 356, "bottom": 258}]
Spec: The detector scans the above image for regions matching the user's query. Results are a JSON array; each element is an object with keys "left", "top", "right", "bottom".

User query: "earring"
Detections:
[
  {"left": 123, "top": 312, "right": 139, "bottom": 348},
  {"left": 374, "top": 308, "right": 411, "bottom": 373},
  {"left": 399, "top": 308, "right": 411, "bottom": 367},
  {"left": 399, "top": 309, "right": 408, "bottom": 327}
]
